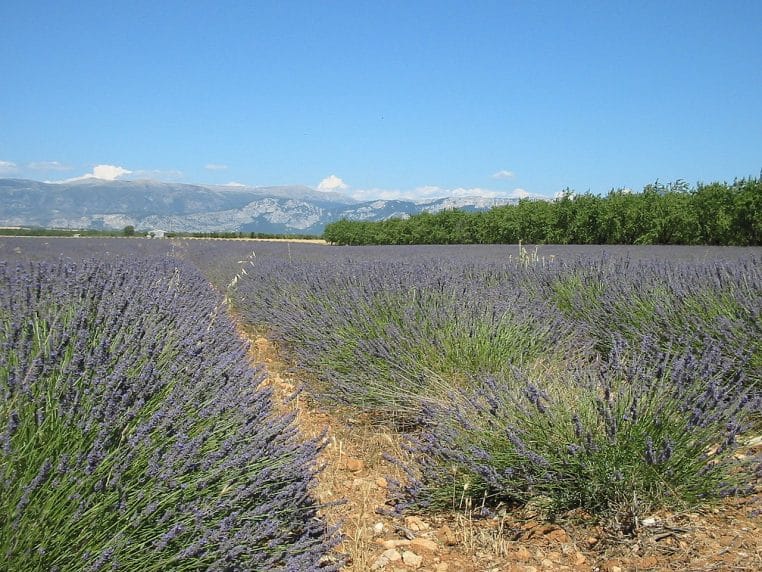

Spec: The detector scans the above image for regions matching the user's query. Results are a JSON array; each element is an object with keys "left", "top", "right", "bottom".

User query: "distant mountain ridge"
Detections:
[{"left": 0, "top": 178, "right": 522, "bottom": 234}]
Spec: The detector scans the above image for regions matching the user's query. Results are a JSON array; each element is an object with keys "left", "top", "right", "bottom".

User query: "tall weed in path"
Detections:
[{"left": 0, "top": 258, "right": 339, "bottom": 571}]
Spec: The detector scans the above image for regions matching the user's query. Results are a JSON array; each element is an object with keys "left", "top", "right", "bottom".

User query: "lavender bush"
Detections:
[
  {"left": 0, "top": 257, "right": 339, "bottom": 571},
  {"left": 390, "top": 338, "right": 759, "bottom": 524}
]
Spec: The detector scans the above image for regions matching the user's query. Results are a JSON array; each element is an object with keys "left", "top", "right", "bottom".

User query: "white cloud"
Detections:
[
  {"left": 317, "top": 174, "right": 348, "bottom": 191},
  {"left": 224, "top": 181, "right": 246, "bottom": 187},
  {"left": 511, "top": 188, "right": 530, "bottom": 199},
  {"left": 345, "top": 186, "right": 448, "bottom": 202},
  {"left": 347, "top": 188, "right": 403, "bottom": 201},
  {"left": 28, "top": 160, "right": 72, "bottom": 171},
  {"left": 52, "top": 164, "right": 132, "bottom": 183},
  {"left": 205, "top": 163, "right": 228, "bottom": 170},
  {"left": 492, "top": 169, "right": 515, "bottom": 180},
  {"left": 92, "top": 164, "right": 131, "bottom": 180},
  {"left": 0, "top": 160, "right": 18, "bottom": 174}
]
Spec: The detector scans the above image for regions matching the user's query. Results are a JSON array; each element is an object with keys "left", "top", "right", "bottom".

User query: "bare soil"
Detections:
[{"left": 249, "top": 334, "right": 762, "bottom": 572}]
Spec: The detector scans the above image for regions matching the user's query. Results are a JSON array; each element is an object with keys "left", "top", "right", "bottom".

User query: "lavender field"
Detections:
[
  {"left": 0, "top": 240, "right": 340, "bottom": 571},
  {"left": 228, "top": 241, "right": 761, "bottom": 521},
  {"left": 1, "top": 237, "right": 761, "bottom": 568}
]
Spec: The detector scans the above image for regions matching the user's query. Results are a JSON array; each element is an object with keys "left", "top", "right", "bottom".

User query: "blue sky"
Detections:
[{"left": 1, "top": 1, "right": 760, "bottom": 201}]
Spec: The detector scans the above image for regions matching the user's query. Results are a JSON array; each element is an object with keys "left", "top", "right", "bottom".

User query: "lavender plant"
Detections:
[
  {"left": 225, "top": 244, "right": 760, "bottom": 521},
  {"left": 0, "top": 258, "right": 339, "bottom": 571},
  {"left": 390, "top": 338, "right": 759, "bottom": 524}
]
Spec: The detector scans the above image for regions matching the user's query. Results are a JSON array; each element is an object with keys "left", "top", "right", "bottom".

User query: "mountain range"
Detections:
[{"left": 0, "top": 178, "right": 524, "bottom": 235}]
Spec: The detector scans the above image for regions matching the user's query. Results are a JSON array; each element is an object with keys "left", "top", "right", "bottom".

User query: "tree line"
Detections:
[{"left": 322, "top": 177, "right": 762, "bottom": 246}]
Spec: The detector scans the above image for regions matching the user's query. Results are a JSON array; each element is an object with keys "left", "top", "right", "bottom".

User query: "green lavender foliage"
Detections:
[{"left": 229, "top": 244, "right": 760, "bottom": 523}]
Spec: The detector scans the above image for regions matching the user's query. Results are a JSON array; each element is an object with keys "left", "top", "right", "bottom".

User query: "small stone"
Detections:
[
  {"left": 641, "top": 517, "right": 658, "bottom": 527},
  {"left": 410, "top": 538, "right": 439, "bottom": 553},
  {"left": 637, "top": 556, "right": 659, "bottom": 569},
  {"left": 541, "top": 559, "right": 555, "bottom": 568},
  {"left": 434, "top": 563, "right": 449, "bottom": 572},
  {"left": 344, "top": 458, "right": 364, "bottom": 472},
  {"left": 402, "top": 550, "right": 423, "bottom": 568},
  {"left": 376, "top": 477, "right": 388, "bottom": 488},
  {"left": 586, "top": 536, "right": 599, "bottom": 547},
  {"left": 514, "top": 547, "right": 531, "bottom": 561},
  {"left": 373, "top": 522, "right": 385, "bottom": 536},
  {"left": 574, "top": 552, "right": 587, "bottom": 566},
  {"left": 371, "top": 555, "right": 389, "bottom": 570},
  {"left": 381, "top": 548, "right": 401, "bottom": 562},
  {"left": 404, "top": 516, "right": 429, "bottom": 531}
]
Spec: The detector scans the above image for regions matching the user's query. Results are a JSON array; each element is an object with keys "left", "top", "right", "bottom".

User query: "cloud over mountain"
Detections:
[
  {"left": 28, "top": 161, "right": 72, "bottom": 171},
  {"left": 54, "top": 164, "right": 133, "bottom": 183},
  {"left": 317, "top": 175, "right": 349, "bottom": 191}
]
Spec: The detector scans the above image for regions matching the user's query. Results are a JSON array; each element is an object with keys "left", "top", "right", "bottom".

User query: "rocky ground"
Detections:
[{"left": 250, "top": 335, "right": 762, "bottom": 572}]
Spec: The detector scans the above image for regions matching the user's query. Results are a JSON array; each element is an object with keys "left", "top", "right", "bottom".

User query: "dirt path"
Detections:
[{"left": 247, "top": 334, "right": 762, "bottom": 571}]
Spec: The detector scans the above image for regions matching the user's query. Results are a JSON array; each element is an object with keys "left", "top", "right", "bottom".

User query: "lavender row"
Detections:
[
  {"left": 233, "top": 253, "right": 591, "bottom": 416},
  {"left": 0, "top": 257, "right": 339, "bottom": 571},
  {"left": 3, "top": 238, "right": 758, "bottom": 523},
  {"left": 233, "top": 248, "right": 760, "bottom": 411},
  {"left": 229, "top": 245, "right": 760, "bottom": 522}
]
